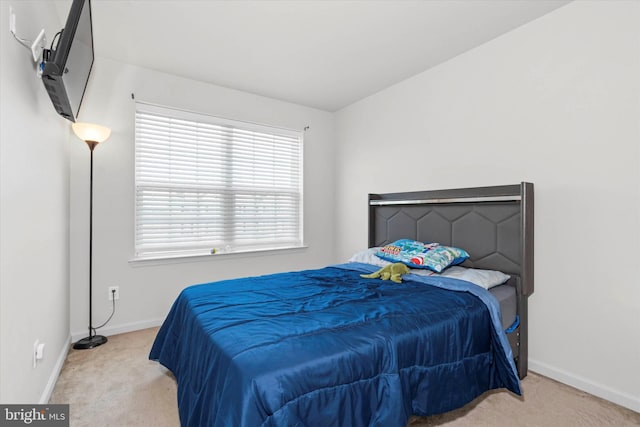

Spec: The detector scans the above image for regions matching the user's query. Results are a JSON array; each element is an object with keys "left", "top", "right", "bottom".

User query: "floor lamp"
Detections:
[{"left": 72, "top": 122, "right": 111, "bottom": 350}]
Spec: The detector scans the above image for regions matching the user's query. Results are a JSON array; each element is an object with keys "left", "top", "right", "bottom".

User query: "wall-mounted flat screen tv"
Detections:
[{"left": 42, "top": 0, "right": 94, "bottom": 122}]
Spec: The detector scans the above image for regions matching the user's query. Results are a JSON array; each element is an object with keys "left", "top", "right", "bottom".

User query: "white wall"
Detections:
[
  {"left": 0, "top": 1, "right": 70, "bottom": 403},
  {"left": 335, "top": 1, "right": 639, "bottom": 412},
  {"left": 69, "top": 57, "right": 336, "bottom": 339}
]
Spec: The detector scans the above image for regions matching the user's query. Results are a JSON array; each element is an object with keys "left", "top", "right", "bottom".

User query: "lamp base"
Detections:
[{"left": 73, "top": 334, "right": 107, "bottom": 350}]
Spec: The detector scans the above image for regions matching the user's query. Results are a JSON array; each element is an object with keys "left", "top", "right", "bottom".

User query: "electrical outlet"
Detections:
[
  {"left": 33, "top": 339, "right": 39, "bottom": 368},
  {"left": 108, "top": 286, "right": 120, "bottom": 301}
]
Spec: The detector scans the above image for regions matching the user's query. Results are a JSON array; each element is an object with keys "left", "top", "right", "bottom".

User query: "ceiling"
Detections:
[{"left": 55, "top": 0, "right": 570, "bottom": 112}]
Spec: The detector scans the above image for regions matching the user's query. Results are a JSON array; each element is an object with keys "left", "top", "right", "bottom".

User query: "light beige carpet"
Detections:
[{"left": 50, "top": 328, "right": 640, "bottom": 426}]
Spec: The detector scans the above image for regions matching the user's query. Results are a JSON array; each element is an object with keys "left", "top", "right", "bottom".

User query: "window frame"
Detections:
[{"left": 132, "top": 102, "right": 304, "bottom": 262}]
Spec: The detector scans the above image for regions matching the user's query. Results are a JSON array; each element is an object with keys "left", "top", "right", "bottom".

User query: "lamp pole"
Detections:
[
  {"left": 87, "top": 140, "right": 96, "bottom": 340},
  {"left": 72, "top": 124, "right": 110, "bottom": 350}
]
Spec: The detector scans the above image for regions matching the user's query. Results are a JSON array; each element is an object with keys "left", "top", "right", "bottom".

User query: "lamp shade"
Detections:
[{"left": 72, "top": 122, "right": 111, "bottom": 143}]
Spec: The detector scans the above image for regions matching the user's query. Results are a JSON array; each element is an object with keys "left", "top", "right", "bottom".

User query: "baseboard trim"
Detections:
[
  {"left": 40, "top": 334, "right": 71, "bottom": 404},
  {"left": 529, "top": 358, "right": 640, "bottom": 413},
  {"left": 71, "top": 318, "right": 164, "bottom": 342}
]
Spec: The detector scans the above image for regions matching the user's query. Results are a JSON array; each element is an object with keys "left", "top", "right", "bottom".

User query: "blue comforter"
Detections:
[{"left": 150, "top": 263, "right": 521, "bottom": 426}]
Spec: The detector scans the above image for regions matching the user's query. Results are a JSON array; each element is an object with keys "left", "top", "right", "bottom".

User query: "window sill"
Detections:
[{"left": 128, "top": 245, "right": 308, "bottom": 267}]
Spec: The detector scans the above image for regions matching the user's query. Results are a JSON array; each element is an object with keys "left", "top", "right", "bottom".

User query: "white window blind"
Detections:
[{"left": 134, "top": 103, "right": 303, "bottom": 259}]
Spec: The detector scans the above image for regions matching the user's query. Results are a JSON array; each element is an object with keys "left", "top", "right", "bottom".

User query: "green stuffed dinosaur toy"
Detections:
[{"left": 360, "top": 262, "right": 411, "bottom": 283}]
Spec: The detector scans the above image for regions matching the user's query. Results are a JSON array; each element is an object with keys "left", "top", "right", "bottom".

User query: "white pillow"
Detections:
[
  {"left": 430, "top": 266, "right": 510, "bottom": 289},
  {"left": 347, "top": 247, "right": 391, "bottom": 267}
]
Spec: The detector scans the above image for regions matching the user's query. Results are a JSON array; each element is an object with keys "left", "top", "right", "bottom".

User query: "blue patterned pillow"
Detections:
[{"left": 375, "top": 239, "right": 469, "bottom": 273}]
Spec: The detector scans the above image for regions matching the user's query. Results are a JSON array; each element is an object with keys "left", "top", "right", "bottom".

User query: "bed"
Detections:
[{"left": 150, "top": 182, "right": 534, "bottom": 426}]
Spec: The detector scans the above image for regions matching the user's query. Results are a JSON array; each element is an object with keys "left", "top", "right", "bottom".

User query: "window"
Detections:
[{"left": 134, "top": 103, "right": 303, "bottom": 260}]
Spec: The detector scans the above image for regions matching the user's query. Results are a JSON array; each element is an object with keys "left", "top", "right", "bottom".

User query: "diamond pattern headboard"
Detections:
[{"left": 368, "top": 183, "right": 534, "bottom": 296}]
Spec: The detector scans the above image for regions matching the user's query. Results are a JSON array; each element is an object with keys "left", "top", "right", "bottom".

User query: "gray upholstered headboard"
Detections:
[{"left": 368, "top": 182, "right": 534, "bottom": 296}]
